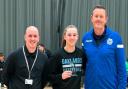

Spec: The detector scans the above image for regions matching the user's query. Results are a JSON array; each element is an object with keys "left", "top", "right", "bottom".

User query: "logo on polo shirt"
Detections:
[{"left": 107, "top": 38, "right": 113, "bottom": 45}]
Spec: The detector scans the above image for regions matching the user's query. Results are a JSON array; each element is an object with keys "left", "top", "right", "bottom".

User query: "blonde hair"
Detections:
[{"left": 61, "top": 25, "right": 78, "bottom": 47}]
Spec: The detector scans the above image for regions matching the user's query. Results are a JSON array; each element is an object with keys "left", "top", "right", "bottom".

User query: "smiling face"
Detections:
[
  {"left": 24, "top": 26, "right": 39, "bottom": 51},
  {"left": 91, "top": 8, "right": 108, "bottom": 33},
  {"left": 64, "top": 27, "right": 78, "bottom": 47}
]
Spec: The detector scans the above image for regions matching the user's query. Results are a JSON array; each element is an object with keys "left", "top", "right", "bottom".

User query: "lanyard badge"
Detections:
[
  {"left": 23, "top": 46, "right": 38, "bottom": 85},
  {"left": 25, "top": 79, "right": 33, "bottom": 85}
]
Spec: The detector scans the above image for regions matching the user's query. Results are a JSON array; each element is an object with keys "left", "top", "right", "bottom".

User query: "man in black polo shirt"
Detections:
[{"left": 2, "top": 26, "right": 50, "bottom": 89}]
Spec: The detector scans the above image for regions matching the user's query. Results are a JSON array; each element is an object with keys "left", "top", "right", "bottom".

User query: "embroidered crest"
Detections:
[{"left": 107, "top": 38, "right": 113, "bottom": 45}]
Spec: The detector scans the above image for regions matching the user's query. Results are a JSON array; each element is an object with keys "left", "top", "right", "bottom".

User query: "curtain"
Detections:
[{"left": 0, "top": 0, "right": 128, "bottom": 57}]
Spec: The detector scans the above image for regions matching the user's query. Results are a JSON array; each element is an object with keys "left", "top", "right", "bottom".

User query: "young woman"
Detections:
[{"left": 50, "top": 25, "right": 86, "bottom": 89}]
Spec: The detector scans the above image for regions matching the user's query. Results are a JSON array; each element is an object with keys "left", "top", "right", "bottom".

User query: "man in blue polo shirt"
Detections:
[{"left": 82, "top": 5, "right": 126, "bottom": 89}]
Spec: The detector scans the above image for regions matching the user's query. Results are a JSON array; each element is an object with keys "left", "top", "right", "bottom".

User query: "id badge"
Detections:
[{"left": 25, "top": 79, "right": 33, "bottom": 85}]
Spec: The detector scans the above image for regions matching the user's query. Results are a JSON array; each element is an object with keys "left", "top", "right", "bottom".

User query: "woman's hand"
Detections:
[{"left": 62, "top": 71, "right": 72, "bottom": 80}]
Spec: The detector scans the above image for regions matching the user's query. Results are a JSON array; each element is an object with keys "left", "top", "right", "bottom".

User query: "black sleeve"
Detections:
[
  {"left": 41, "top": 54, "right": 51, "bottom": 88},
  {"left": 2, "top": 52, "right": 16, "bottom": 87},
  {"left": 49, "top": 51, "right": 63, "bottom": 84},
  {"left": 81, "top": 48, "right": 87, "bottom": 75}
]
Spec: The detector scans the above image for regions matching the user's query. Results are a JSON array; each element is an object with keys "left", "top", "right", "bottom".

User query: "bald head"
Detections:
[
  {"left": 24, "top": 26, "right": 40, "bottom": 53},
  {"left": 25, "top": 26, "right": 39, "bottom": 35}
]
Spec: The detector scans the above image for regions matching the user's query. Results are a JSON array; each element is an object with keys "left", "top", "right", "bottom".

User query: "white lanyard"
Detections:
[{"left": 23, "top": 46, "right": 38, "bottom": 79}]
